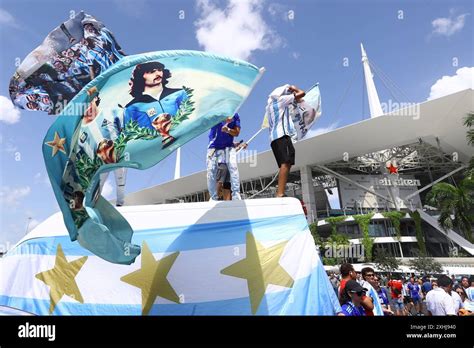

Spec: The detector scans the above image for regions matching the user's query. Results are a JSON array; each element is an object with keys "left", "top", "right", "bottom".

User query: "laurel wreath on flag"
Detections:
[
  {"left": 171, "top": 86, "right": 195, "bottom": 127},
  {"left": 71, "top": 208, "right": 89, "bottom": 228},
  {"left": 114, "top": 121, "right": 159, "bottom": 162},
  {"left": 75, "top": 155, "right": 104, "bottom": 189}
]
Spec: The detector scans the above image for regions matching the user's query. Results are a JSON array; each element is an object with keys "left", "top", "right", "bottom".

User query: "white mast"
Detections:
[
  {"left": 361, "top": 43, "right": 384, "bottom": 118},
  {"left": 174, "top": 147, "right": 181, "bottom": 180}
]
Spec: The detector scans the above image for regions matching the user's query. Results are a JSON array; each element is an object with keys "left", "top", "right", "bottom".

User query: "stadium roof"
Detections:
[{"left": 126, "top": 88, "right": 473, "bottom": 205}]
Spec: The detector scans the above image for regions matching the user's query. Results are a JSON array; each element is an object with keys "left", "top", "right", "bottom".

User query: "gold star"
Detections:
[
  {"left": 45, "top": 131, "right": 66, "bottom": 157},
  {"left": 35, "top": 244, "right": 88, "bottom": 314},
  {"left": 121, "top": 242, "right": 180, "bottom": 315},
  {"left": 221, "top": 232, "right": 294, "bottom": 314}
]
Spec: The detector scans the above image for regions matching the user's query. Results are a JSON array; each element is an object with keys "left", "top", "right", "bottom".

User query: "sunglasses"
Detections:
[
  {"left": 365, "top": 274, "right": 375, "bottom": 277},
  {"left": 350, "top": 290, "right": 365, "bottom": 296}
]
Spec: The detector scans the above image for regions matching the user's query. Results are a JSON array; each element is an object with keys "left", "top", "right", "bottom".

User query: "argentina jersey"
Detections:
[
  {"left": 98, "top": 28, "right": 124, "bottom": 60},
  {"left": 466, "top": 287, "right": 474, "bottom": 301},
  {"left": 85, "top": 39, "right": 117, "bottom": 74},
  {"left": 77, "top": 108, "right": 123, "bottom": 159},
  {"left": 266, "top": 93, "right": 297, "bottom": 142}
]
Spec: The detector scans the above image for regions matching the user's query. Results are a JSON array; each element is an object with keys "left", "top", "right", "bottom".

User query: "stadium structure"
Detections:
[{"left": 125, "top": 45, "right": 474, "bottom": 267}]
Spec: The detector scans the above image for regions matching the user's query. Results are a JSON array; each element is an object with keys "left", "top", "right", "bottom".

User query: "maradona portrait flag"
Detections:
[
  {"left": 0, "top": 199, "right": 342, "bottom": 316},
  {"left": 43, "top": 51, "right": 262, "bottom": 265},
  {"left": 10, "top": 11, "right": 263, "bottom": 265}
]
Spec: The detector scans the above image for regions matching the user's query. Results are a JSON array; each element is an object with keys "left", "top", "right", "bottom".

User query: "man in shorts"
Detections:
[
  {"left": 407, "top": 277, "right": 422, "bottom": 315},
  {"left": 265, "top": 84, "right": 305, "bottom": 197},
  {"left": 207, "top": 114, "right": 242, "bottom": 201},
  {"left": 388, "top": 276, "right": 405, "bottom": 316}
]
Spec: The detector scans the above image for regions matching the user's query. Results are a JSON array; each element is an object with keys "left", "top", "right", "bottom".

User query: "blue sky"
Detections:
[{"left": 0, "top": 0, "right": 472, "bottom": 247}]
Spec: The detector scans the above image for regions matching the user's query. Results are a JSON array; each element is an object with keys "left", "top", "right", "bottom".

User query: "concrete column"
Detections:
[{"left": 300, "top": 165, "right": 317, "bottom": 223}]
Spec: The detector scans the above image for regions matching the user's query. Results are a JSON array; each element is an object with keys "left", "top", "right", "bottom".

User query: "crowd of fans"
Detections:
[{"left": 328, "top": 263, "right": 474, "bottom": 316}]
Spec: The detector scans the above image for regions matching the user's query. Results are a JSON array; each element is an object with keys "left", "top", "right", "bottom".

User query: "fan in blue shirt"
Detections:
[{"left": 206, "top": 114, "right": 242, "bottom": 201}]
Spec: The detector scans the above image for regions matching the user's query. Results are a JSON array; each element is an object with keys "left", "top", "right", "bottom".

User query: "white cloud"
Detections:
[
  {"left": 0, "top": 8, "right": 18, "bottom": 28},
  {"left": 0, "top": 95, "right": 21, "bottom": 124},
  {"left": 431, "top": 11, "right": 469, "bottom": 37},
  {"left": 306, "top": 122, "right": 339, "bottom": 138},
  {"left": 101, "top": 179, "right": 114, "bottom": 199},
  {"left": 427, "top": 67, "right": 474, "bottom": 100},
  {"left": 195, "top": 0, "right": 282, "bottom": 61},
  {"left": 0, "top": 186, "right": 31, "bottom": 206}
]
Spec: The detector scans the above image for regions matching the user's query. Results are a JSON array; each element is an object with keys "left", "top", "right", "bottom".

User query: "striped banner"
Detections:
[{"left": 0, "top": 198, "right": 341, "bottom": 316}]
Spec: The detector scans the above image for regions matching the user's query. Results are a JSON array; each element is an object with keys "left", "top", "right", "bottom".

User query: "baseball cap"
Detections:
[{"left": 345, "top": 280, "right": 368, "bottom": 294}]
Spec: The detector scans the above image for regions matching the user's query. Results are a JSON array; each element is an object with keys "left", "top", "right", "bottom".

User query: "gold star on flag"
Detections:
[
  {"left": 45, "top": 131, "right": 66, "bottom": 157},
  {"left": 221, "top": 232, "right": 294, "bottom": 314},
  {"left": 121, "top": 242, "right": 180, "bottom": 315},
  {"left": 35, "top": 244, "right": 88, "bottom": 314}
]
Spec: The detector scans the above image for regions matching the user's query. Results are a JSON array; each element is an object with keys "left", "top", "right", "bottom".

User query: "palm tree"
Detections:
[
  {"left": 427, "top": 177, "right": 474, "bottom": 242},
  {"left": 465, "top": 112, "right": 474, "bottom": 145},
  {"left": 464, "top": 112, "right": 474, "bottom": 178}
]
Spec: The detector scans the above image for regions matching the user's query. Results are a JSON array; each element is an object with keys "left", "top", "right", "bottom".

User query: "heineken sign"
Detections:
[
  {"left": 339, "top": 174, "right": 422, "bottom": 209},
  {"left": 378, "top": 177, "right": 421, "bottom": 187}
]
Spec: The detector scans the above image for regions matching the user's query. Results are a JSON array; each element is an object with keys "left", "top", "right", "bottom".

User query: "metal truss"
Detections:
[
  {"left": 167, "top": 141, "right": 464, "bottom": 203},
  {"left": 320, "top": 140, "right": 462, "bottom": 175}
]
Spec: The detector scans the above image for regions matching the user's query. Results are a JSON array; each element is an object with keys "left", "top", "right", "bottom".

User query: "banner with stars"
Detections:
[{"left": 0, "top": 198, "right": 341, "bottom": 315}]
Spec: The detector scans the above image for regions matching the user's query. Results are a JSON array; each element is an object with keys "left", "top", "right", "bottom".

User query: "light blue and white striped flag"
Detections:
[{"left": 0, "top": 198, "right": 341, "bottom": 315}]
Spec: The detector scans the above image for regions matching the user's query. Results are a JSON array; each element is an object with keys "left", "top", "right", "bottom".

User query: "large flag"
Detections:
[
  {"left": 42, "top": 51, "right": 262, "bottom": 265},
  {"left": 0, "top": 198, "right": 341, "bottom": 315},
  {"left": 9, "top": 11, "right": 125, "bottom": 115},
  {"left": 9, "top": 12, "right": 263, "bottom": 265},
  {"left": 291, "top": 84, "right": 322, "bottom": 140},
  {"left": 260, "top": 83, "right": 321, "bottom": 141}
]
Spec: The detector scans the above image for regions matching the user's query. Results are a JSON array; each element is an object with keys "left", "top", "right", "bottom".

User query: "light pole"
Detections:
[{"left": 25, "top": 217, "right": 32, "bottom": 235}]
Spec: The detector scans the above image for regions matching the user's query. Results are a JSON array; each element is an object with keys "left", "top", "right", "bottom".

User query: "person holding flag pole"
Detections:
[
  {"left": 265, "top": 84, "right": 305, "bottom": 197},
  {"left": 239, "top": 84, "right": 321, "bottom": 198},
  {"left": 235, "top": 116, "right": 268, "bottom": 154},
  {"left": 207, "top": 113, "right": 242, "bottom": 201}
]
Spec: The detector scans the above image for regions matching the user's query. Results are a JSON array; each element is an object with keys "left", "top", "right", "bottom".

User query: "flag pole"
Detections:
[{"left": 236, "top": 127, "right": 265, "bottom": 153}]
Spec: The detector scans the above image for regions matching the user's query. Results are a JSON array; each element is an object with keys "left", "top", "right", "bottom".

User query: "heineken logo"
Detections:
[{"left": 378, "top": 177, "right": 421, "bottom": 187}]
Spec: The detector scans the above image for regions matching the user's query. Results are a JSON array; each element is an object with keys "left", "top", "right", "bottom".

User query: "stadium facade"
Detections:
[{"left": 126, "top": 46, "right": 474, "bottom": 263}]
